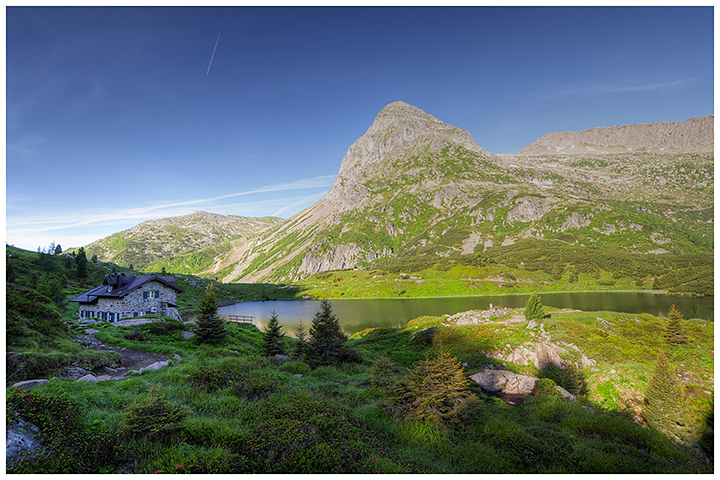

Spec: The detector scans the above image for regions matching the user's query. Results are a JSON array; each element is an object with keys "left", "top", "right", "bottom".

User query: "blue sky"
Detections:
[{"left": 5, "top": 6, "right": 714, "bottom": 251}]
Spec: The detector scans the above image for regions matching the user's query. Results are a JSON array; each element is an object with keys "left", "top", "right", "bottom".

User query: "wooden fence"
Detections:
[{"left": 226, "top": 314, "right": 254, "bottom": 324}]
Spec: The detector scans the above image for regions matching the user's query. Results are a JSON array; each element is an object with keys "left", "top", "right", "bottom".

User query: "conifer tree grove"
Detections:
[
  {"left": 663, "top": 304, "right": 686, "bottom": 346},
  {"left": 307, "top": 299, "right": 347, "bottom": 367},
  {"left": 524, "top": 293, "right": 545, "bottom": 320},
  {"left": 194, "top": 284, "right": 226, "bottom": 345},
  {"left": 262, "top": 310, "right": 286, "bottom": 357},
  {"left": 643, "top": 348, "right": 687, "bottom": 441}
]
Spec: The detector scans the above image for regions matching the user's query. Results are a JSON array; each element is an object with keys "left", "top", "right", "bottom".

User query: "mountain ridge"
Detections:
[{"left": 82, "top": 103, "right": 713, "bottom": 285}]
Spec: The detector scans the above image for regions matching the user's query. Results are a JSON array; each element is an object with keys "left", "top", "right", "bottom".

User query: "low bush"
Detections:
[
  {"left": 120, "top": 385, "right": 190, "bottom": 443},
  {"left": 7, "top": 389, "right": 122, "bottom": 473}
]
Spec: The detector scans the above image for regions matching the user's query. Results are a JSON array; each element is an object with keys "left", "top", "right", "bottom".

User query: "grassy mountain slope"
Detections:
[
  {"left": 82, "top": 211, "right": 283, "bottom": 276},
  {"left": 227, "top": 103, "right": 713, "bottom": 287}
]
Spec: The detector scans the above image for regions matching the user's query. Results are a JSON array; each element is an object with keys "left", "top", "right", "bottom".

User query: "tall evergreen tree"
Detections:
[
  {"left": 643, "top": 348, "right": 687, "bottom": 441},
  {"left": 307, "top": 299, "right": 346, "bottom": 367},
  {"left": 524, "top": 293, "right": 545, "bottom": 320},
  {"left": 75, "top": 247, "right": 88, "bottom": 278},
  {"left": 663, "top": 305, "right": 686, "bottom": 346},
  {"left": 194, "top": 284, "right": 226, "bottom": 345},
  {"left": 262, "top": 310, "right": 286, "bottom": 357}
]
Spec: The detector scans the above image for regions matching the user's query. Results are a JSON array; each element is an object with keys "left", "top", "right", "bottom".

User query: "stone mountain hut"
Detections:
[{"left": 70, "top": 273, "right": 185, "bottom": 322}]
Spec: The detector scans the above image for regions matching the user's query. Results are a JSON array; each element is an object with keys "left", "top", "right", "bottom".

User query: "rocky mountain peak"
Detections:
[{"left": 324, "top": 101, "right": 490, "bottom": 211}]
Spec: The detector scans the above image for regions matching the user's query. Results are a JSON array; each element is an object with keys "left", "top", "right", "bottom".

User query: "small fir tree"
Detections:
[
  {"left": 307, "top": 299, "right": 347, "bottom": 367},
  {"left": 663, "top": 305, "right": 686, "bottom": 346},
  {"left": 405, "top": 346, "right": 471, "bottom": 424},
  {"left": 370, "top": 353, "right": 397, "bottom": 389},
  {"left": 262, "top": 310, "right": 286, "bottom": 357},
  {"left": 643, "top": 348, "right": 687, "bottom": 441},
  {"left": 54, "top": 244, "right": 62, "bottom": 255},
  {"left": 524, "top": 293, "right": 545, "bottom": 320},
  {"left": 292, "top": 321, "right": 307, "bottom": 360},
  {"left": 194, "top": 284, "right": 227, "bottom": 344}
]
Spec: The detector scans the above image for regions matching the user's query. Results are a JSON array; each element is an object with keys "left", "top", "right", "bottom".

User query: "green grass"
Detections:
[{"left": 5, "top": 244, "right": 714, "bottom": 473}]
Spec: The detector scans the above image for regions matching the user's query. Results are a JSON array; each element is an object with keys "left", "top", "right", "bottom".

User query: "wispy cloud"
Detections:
[
  {"left": 6, "top": 176, "right": 336, "bottom": 248},
  {"left": 539, "top": 78, "right": 696, "bottom": 101}
]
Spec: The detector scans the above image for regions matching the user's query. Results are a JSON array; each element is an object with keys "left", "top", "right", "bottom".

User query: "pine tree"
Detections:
[
  {"left": 307, "top": 299, "right": 346, "bottom": 367},
  {"left": 643, "top": 348, "right": 687, "bottom": 441},
  {"left": 524, "top": 293, "right": 545, "bottom": 320},
  {"left": 406, "top": 346, "right": 470, "bottom": 424},
  {"left": 194, "top": 284, "right": 226, "bottom": 345},
  {"left": 75, "top": 247, "right": 88, "bottom": 278},
  {"left": 262, "top": 310, "right": 286, "bottom": 357},
  {"left": 663, "top": 305, "right": 686, "bottom": 346}
]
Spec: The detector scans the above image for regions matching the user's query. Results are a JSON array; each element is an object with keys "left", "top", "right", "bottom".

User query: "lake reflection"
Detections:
[{"left": 214, "top": 292, "right": 713, "bottom": 336}]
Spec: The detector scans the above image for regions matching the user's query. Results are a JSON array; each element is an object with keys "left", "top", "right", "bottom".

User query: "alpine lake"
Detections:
[{"left": 212, "top": 291, "right": 714, "bottom": 336}]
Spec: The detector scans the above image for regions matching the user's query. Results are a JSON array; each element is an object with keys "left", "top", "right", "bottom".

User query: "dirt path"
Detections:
[{"left": 85, "top": 331, "right": 168, "bottom": 377}]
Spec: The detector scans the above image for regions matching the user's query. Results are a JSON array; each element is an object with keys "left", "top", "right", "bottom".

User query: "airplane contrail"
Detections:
[{"left": 206, "top": 10, "right": 227, "bottom": 75}]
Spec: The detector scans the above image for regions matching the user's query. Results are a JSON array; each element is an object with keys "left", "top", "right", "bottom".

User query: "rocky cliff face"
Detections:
[{"left": 519, "top": 115, "right": 714, "bottom": 154}]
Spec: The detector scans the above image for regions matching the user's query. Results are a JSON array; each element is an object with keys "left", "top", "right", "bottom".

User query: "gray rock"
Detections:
[
  {"left": 182, "top": 331, "right": 195, "bottom": 339},
  {"left": 173, "top": 354, "right": 182, "bottom": 362},
  {"left": 554, "top": 385, "right": 576, "bottom": 402},
  {"left": 469, "top": 369, "right": 539, "bottom": 395},
  {"left": 62, "top": 367, "right": 94, "bottom": 380},
  {"left": 84, "top": 328, "right": 101, "bottom": 335},
  {"left": 6, "top": 417, "right": 45, "bottom": 470},
  {"left": 77, "top": 374, "right": 99, "bottom": 383},
  {"left": 11, "top": 379, "right": 48, "bottom": 390},
  {"left": 138, "top": 360, "right": 170, "bottom": 373},
  {"left": 275, "top": 354, "right": 290, "bottom": 361},
  {"left": 96, "top": 375, "right": 111, "bottom": 382}
]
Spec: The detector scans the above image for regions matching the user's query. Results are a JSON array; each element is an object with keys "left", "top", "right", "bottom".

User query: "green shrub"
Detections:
[
  {"left": 7, "top": 389, "right": 122, "bottom": 473},
  {"left": 232, "top": 370, "right": 282, "bottom": 401},
  {"left": 141, "top": 319, "right": 184, "bottom": 336},
  {"left": 188, "top": 365, "right": 235, "bottom": 392},
  {"left": 534, "top": 378, "right": 562, "bottom": 397},
  {"left": 370, "top": 354, "right": 396, "bottom": 388},
  {"left": 524, "top": 293, "right": 545, "bottom": 320},
  {"left": 120, "top": 385, "right": 190, "bottom": 443},
  {"left": 280, "top": 360, "right": 311, "bottom": 375}
]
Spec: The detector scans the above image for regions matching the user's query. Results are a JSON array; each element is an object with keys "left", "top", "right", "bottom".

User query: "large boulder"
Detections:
[
  {"left": 11, "top": 379, "right": 48, "bottom": 390},
  {"left": 469, "top": 369, "right": 539, "bottom": 395}
]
